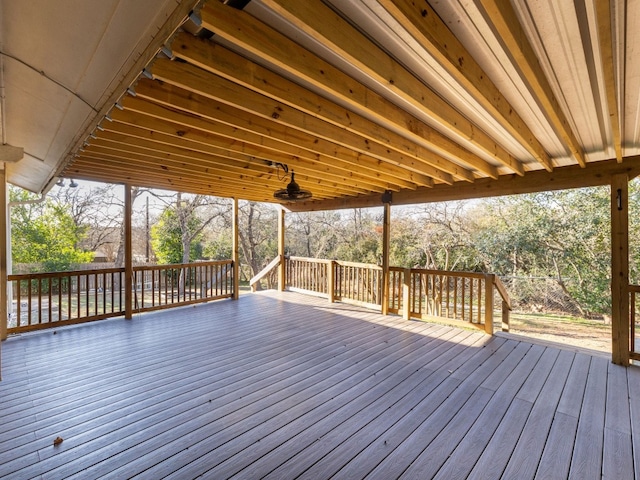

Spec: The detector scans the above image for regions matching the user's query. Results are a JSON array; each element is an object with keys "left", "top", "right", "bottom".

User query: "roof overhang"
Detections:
[{"left": 2, "top": 0, "right": 638, "bottom": 210}]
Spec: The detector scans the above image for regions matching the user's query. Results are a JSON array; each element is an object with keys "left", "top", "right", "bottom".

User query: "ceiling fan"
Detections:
[{"left": 273, "top": 164, "right": 312, "bottom": 202}]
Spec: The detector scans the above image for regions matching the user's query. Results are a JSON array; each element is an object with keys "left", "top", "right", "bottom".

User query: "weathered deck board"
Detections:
[{"left": 0, "top": 291, "right": 638, "bottom": 479}]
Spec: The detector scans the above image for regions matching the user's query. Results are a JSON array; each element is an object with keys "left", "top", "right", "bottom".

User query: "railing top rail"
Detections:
[
  {"left": 630, "top": 284, "right": 640, "bottom": 293},
  {"left": 287, "top": 257, "right": 381, "bottom": 270},
  {"left": 8, "top": 260, "right": 234, "bottom": 281},
  {"left": 287, "top": 256, "right": 331, "bottom": 264},
  {"left": 409, "top": 268, "right": 487, "bottom": 279},
  {"left": 250, "top": 256, "right": 281, "bottom": 287},
  {"left": 335, "top": 260, "right": 382, "bottom": 270},
  {"left": 8, "top": 267, "right": 125, "bottom": 280},
  {"left": 493, "top": 275, "right": 512, "bottom": 310},
  {"left": 133, "top": 259, "right": 232, "bottom": 272}
]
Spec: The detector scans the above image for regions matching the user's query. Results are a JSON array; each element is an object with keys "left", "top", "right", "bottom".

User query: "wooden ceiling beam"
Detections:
[
  {"left": 595, "top": 0, "right": 623, "bottom": 162},
  {"left": 63, "top": 164, "right": 279, "bottom": 202},
  {"left": 151, "top": 58, "right": 459, "bottom": 184},
  {"left": 477, "top": 0, "right": 587, "bottom": 167},
  {"left": 287, "top": 156, "right": 640, "bottom": 212},
  {"left": 217, "top": 0, "right": 517, "bottom": 175},
  {"left": 101, "top": 121, "right": 391, "bottom": 193},
  {"left": 90, "top": 132, "right": 373, "bottom": 196},
  {"left": 378, "top": 0, "right": 553, "bottom": 172},
  {"left": 172, "top": 31, "right": 478, "bottom": 182},
  {"left": 77, "top": 145, "right": 350, "bottom": 198},
  {"left": 69, "top": 154, "right": 336, "bottom": 200},
  {"left": 199, "top": 1, "right": 502, "bottom": 178},
  {"left": 131, "top": 80, "right": 435, "bottom": 188},
  {"left": 113, "top": 100, "right": 420, "bottom": 191}
]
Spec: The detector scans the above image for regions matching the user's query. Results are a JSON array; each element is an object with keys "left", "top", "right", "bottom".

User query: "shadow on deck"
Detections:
[{"left": 0, "top": 291, "right": 637, "bottom": 479}]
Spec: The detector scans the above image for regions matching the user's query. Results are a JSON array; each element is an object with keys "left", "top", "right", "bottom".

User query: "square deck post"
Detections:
[
  {"left": 232, "top": 198, "right": 240, "bottom": 300},
  {"left": 611, "top": 174, "right": 630, "bottom": 365},
  {"left": 381, "top": 200, "right": 391, "bottom": 315},
  {"left": 278, "top": 207, "right": 286, "bottom": 291},
  {"left": 124, "top": 184, "right": 133, "bottom": 320}
]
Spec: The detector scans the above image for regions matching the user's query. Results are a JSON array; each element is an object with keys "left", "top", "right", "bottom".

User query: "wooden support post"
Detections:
[
  {"left": 381, "top": 201, "right": 391, "bottom": 315},
  {"left": 502, "top": 301, "right": 510, "bottom": 332},
  {"left": 0, "top": 171, "right": 6, "bottom": 380},
  {"left": 328, "top": 260, "right": 335, "bottom": 303},
  {"left": 402, "top": 268, "right": 411, "bottom": 320},
  {"left": 232, "top": 198, "right": 240, "bottom": 300},
  {"left": 484, "top": 274, "right": 494, "bottom": 334},
  {"left": 124, "top": 184, "right": 133, "bottom": 320},
  {"left": 611, "top": 174, "right": 630, "bottom": 365},
  {"left": 278, "top": 207, "right": 286, "bottom": 291}
]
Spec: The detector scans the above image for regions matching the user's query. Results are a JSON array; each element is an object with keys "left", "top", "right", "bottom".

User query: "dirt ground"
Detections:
[{"left": 507, "top": 312, "right": 611, "bottom": 353}]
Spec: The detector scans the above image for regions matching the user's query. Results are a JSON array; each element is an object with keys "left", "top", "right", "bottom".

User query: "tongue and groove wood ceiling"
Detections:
[{"left": 4, "top": 0, "right": 640, "bottom": 210}]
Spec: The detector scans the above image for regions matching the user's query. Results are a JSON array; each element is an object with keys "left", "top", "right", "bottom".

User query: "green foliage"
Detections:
[
  {"left": 10, "top": 188, "right": 93, "bottom": 272},
  {"left": 203, "top": 235, "right": 232, "bottom": 260},
  {"left": 151, "top": 207, "right": 203, "bottom": 264},
  {"left": 472, "top": 189, "right": 611, "bottom": 315}
]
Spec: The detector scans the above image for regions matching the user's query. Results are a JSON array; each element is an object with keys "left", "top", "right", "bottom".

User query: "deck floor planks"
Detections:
[
  {"left": 243, "top": 329, "right": 487, "bottom": 480},
  {"left": 499, "top": 349, "right": 575, "bottom": 479},
  {"left": 6, "top": 298, "right": 396, "bottom": 474},
  {"left": 534, "top": 352, "right": 592, "bottom": 479},
  {"left": 395, "top": 341, "right": 535, "bottom": 479},
  {"left": 96, "top": 325, "right": 462, "bottom": 479},
  {"left": 358, "top": 339, "right": 521, "bottom": 480},
  {"left": 602, "top": 362, "right": 634, "bottom": 479},
  {"left": 159, "top": 330, "right": 473, "bottom": 480},
  {"left": 569, "top": 356, "right": 609, "bottom": 479},
  {"left": 628, "top": 365, "right": 640, "bottom": 477},
  {"left": 465, "top": 346, "right": 562, "bottom": 479},
  {"left": 0, "top": 290, "right": 638, "bottom": 479},
  {"left": 431, "top": 344, "right": 546, "bottom": 479},
  {"left": 51, "top": 304, "right": 460, "bottom": 476},
  {"left": 229, "top": 330, "right": 486, "bottom": 480},
  {"left": 36, "top": 306, "right": 437, "bottom": 478},
  {"left": 2, "top": 305, "right": 381, "bottom": 467}
]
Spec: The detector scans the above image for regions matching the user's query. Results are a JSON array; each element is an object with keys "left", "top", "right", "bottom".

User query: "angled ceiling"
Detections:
[{"left": 2, "top": 0, "right": 640, "bottom": 210}]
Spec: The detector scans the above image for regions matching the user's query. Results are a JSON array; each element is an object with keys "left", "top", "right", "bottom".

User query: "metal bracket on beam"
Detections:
[{"left": 381, "top": 190, "right": 392, "bottom": 204}]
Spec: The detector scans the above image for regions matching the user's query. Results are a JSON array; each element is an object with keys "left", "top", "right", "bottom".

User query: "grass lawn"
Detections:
[{"left": 508, "top": 312, "right": 611, "bottom": 353}]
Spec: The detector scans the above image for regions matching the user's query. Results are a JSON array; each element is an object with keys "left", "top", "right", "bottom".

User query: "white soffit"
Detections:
[{"left": 0, "top": 0, "right": 191, "bottom": 192}]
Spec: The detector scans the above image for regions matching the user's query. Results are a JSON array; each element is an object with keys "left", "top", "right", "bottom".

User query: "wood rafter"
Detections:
[
  {"left": 595, "top": 0, "right": 623, "bottom": 162},
  {"left": 377, "top": 0, "right": 553, "bottom": 172},
  {"left": 172, "top": 32, "right": 478, "bottom": 183},
  {"left": 151, "top": 58, "right": 457, "bottom": 184},
  {"left": 476, "top": 0, "right": 587, "bottom": 167},
  {"left": 199, "top": 1, "right": 502, "bottom": 178},
  {"left": 247, "top": 0, "right": 522, "bottom": 174},
  {"left": 54, "top": 0, "right": 632, "bottom": 211},
  {"left": 101, "top": 120, "right": 393, "bottom": 193},
  {"left": 130, "top": 79, "right": 437, "bottom": 187},
  {"left": 287, "top": 156, "right": 640, "bottom": 212}
]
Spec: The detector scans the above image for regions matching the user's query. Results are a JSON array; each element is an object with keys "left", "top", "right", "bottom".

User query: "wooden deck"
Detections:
[{"left": 0, "top": 291, "right": 637, "bottom": 479}]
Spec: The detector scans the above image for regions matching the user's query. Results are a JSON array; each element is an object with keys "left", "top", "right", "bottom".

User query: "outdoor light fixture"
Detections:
[
  {"left": 56, "top": 179, "right": 64, "bottom": 187},
  {"left": 69, "top": 179, "right": 78, "bottom": 188},
  {"left": 273, "top": 164, "right": 312, "bottom": 202}
]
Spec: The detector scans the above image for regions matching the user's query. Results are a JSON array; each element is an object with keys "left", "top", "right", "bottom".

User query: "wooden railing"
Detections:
[
  {"left": 389, "top": 267, "right": 511, "bottom": 333},
  {"left": 334, "top": 261, "right": 383, "bottom": 308},
  {"left": 629, "top": 285, "right": 640, "bottom": 361},
  {"left": 7, "top": 260, "right": 234, "bottom": 333},
  {"left": 250, "top": 256, "right": 281, "bottom": 292},
  {"left": 281, "top": 256, "right": 510, "bottom": 333},
  {"left": 133, "top": 260, "right": 234, "bottom": 312},
  {"left": 286, "top": 256, "right": 331, "bottom": 296},
  {"left": 286, "top": 257, "right": 383, "bottom": 308},
  {"left": 8, "top": 267, "right": 126, "bottom": 333}
]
